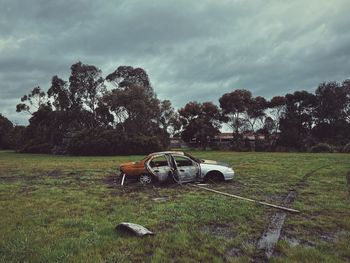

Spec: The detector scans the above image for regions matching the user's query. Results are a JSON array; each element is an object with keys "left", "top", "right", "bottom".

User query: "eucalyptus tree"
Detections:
[{"left": 179, "top": 101, "right": 221, "bottom": 149}]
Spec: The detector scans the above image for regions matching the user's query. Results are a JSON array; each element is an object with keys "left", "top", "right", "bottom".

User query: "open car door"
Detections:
[
  {"left": 145, "top": 154, "right": 173, "bottom": 182},
  {"left": 171, "top": 154, "right": 200, "bottom": 182}
]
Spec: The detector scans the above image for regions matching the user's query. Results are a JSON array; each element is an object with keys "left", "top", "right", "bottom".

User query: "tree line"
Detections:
[{"left": 0, "top": 61, "right": 349, "bottom": 154}]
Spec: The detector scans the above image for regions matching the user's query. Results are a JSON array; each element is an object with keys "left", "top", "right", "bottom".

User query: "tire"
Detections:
[
  {"left": 204, "top": 171, "right": 224, "bottom": 183},
  {"left": 139, "top": 174, "right": 154, "bottom": 185}
]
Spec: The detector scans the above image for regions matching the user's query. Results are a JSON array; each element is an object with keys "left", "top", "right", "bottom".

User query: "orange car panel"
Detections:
[{"left": 120, "top": 160, "right": 149, "bottom": 177}]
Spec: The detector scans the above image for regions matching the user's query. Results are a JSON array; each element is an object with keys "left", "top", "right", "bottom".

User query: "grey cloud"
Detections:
[{"left": 0, "top": 0, "right": 350, "bottom": 124}]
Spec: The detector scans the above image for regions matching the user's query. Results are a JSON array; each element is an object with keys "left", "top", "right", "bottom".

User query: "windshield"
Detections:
[
  {"left": 184, "top": 153, "right": 201, "bottom": 163},
  {"left": 141, "top": 155, "right": 151, "bottom": 161}
]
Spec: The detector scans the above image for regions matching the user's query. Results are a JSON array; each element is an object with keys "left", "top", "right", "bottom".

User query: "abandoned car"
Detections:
[{"left": 119, "top": 151, "right": 235, "bottom": 184}]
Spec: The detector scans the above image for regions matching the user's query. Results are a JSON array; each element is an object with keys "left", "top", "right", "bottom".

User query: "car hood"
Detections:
[{"left": 201, "top": 159, "right": 231, "bottom": 167}]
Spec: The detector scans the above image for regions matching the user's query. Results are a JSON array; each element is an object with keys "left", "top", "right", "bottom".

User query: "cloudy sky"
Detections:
[{"left": 1, "top": 0, "right": 350, "bottom": 124}]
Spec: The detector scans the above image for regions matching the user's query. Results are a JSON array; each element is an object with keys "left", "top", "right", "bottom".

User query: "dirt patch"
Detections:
[
  {"left": 154, "top": 221, "right": 176, "bottom": 232},
  {"left": 67, "top": 170, "right": 84, "bottom": 178},
  {"left": 226, "top": 247, "right": 243, "bottom": 257},
  {"left": 103, "top": 174, "right": 120, "bottom": 188},
  {"left": 1, "top": 169, "right": 62, "bottom": 182},
  {"left": 106, "top": 177, "right": 185, "bottom": 197},
  {"left": 280, "top": 235, "right": 316, "bottom": 248},
  {"left": 0, "top": 175, "right": 41, "bottom": 182},
  {"left": 0, "top": 176, "right": 18, "bottom": 182},
  {"left": 264, "top": 193, "right": 288, "bottom": 204},
  {"left": 17, "top": 186, "right": 37, "bottom": 195},
  {"left": 46, "top": 169, "right": 62, "bottom": 177},
  {"left": 200, "top": 223, "right": 235, "bottom": 240}
]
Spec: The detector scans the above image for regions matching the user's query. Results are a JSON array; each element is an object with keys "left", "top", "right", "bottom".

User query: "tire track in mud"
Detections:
[{"left": 250, "top": 164, "right": 332, "bottom": 262}]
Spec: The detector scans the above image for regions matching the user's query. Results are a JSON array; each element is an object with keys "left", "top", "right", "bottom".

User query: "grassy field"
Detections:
[{"left": 0, "top": 150, "right": 350, "bottom": 262}]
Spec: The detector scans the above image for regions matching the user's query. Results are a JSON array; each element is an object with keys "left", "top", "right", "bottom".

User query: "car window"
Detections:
[
  {"left": 174, "top": 156, "right": 193, "bottom": 167},
  {"left": 184, "top": 153, "right": 201, "bottom": 163},
  {"left": 149, "top": 155, "right": 169, "bottom": 168}
]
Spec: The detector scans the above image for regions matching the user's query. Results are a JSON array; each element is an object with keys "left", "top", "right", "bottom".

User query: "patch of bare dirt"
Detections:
[
  {"left": 17, "top": 186, "right": 37, "bottom": 195},
  {"left": 200, "top": 223, "right": 235, "bottom": 240},
  {"left": 103, "top": 174, "right": 120, "bottom": 188},
  {"left": 264, "top": 193, "right": 288, "bottom": 204},
  {"left": 0, "top": 175, "right": 41, "bottom": 182},
  {"left": 226, "top": 247, "right": 243, "bottom": 258},
  {"left": 0, "top": 169, "right": 64, "bottom": 182},
  {"left": 46, "top": 169, "right": 62, "bottom": 177},
  {"left": 280, "top": 235, "right": 316, "bottom": 248}
]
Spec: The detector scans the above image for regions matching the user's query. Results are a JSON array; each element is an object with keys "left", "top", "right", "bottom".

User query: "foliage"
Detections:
[
  {"left": 6, "top": 61, "right": 350, "bottom": 154},
  {"left": 310, "top": 143, "right": 334, "bottom": 153},
  {"left": 16, "top": 86, "right": 49, "bottom": 114},
  {"left": 21, "top": 142, "right": 52, "bottom": 154},
  {"left": 246, "top": 96, "right": 268, "bottom": 132},
  {"left": 219, "top": 89, "right": 252, "bottom": 135},
  {"left": 278, "top": 91, "right": 317, "bottom": 150},
  {"left": 314, "top": 81, "right": 348, "bottom": 123},
  {"left": 0, "top": 114, "right": 14, "bottom": 149},
  {"left": 66, "top": 128, "right": 163, "bottom": 156},
  {"left": 159, "top": 100, "right": 181, "bottom": 136},
  {"left": 342, "top": 142, "right": 350, "bottom": 153},
  {"left": 179, "top": 101, "right": 221, "bottom": 149},
  {"left": 13, "top": 63, "right": 172, "bottom": 154},
  {"left": 219, "top": 90, "right": 270, "bottom": 151}
]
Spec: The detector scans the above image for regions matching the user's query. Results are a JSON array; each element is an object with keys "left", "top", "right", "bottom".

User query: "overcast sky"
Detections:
[{"left": 1, "top": 0, "right": 350, "bottom": 124}]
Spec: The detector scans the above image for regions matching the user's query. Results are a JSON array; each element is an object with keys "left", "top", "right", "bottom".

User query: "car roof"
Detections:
[{"left": 147, "top": 151, "right": 185, "bottom": 157}]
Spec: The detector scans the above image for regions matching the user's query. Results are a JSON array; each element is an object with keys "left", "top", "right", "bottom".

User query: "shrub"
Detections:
[
  {"left": 124, "top": 135, "right": 163, "bottom": 155},
  {"left": 342, "top": 143, "right": 350, "bottom": 153},
  {"left": 66, "top": 129, "right": 164, "bottom": 156},
  {"left": 310, "top": 143, "right": 334, "bottom": 153},
  {"left": 67, "top": 129, "right": 124, "bottom": 156},
  {"left": 21, "top": 142, "right": 51, "bottom": 154}
]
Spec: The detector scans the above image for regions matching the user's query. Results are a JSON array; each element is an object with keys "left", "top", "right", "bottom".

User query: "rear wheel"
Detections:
[{"left": 139, "top": 174, "right": 153, "bottom": 185}]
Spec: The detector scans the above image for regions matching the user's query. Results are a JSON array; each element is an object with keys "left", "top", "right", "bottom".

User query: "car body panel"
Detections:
[
  {"left": 145, "top": 154, "right": 173, "bottom": 182},
  {"left": 171, "top": 154, "right": 200, "bottom": 182},
  {"left": 119, "top": 151, "right": 235, "bottom": 183},
  {"left": 120, "top": 161, "right": 148, "bottom": 177},
  {"left": 199, "top": 163, "right": 235, "bottom": 180}
]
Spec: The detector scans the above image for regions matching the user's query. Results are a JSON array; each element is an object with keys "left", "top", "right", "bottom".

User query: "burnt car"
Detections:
[{"left": 119, "top": 151, "right": 234, "bottom": 184}]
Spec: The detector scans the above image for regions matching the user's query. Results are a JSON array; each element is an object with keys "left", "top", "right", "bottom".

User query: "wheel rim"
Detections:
[{"left": 140, "top": 174, "right": 152, "bottom": 184}]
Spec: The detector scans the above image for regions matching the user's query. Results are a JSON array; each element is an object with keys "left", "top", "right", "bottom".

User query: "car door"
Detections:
[
  {"left": 172, "top": 155, "right": 199, "bottom": 182},
  {"left": 146, "top": 154, "right": 172, "bottom": 182}
]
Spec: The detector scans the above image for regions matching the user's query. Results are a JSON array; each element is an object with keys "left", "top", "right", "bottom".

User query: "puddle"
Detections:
[{"left": 256, "top": 211, "right": 287, "bottom": 258}]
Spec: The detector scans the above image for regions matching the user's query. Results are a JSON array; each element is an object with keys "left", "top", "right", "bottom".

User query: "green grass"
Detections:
[{"left": 0, "top": 150, "right": 349, "bottom": 262}]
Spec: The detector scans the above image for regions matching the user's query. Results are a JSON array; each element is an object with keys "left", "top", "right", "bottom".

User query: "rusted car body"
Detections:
[{"left": 119, "top": 151, "right": 235, "bottom": 184}]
